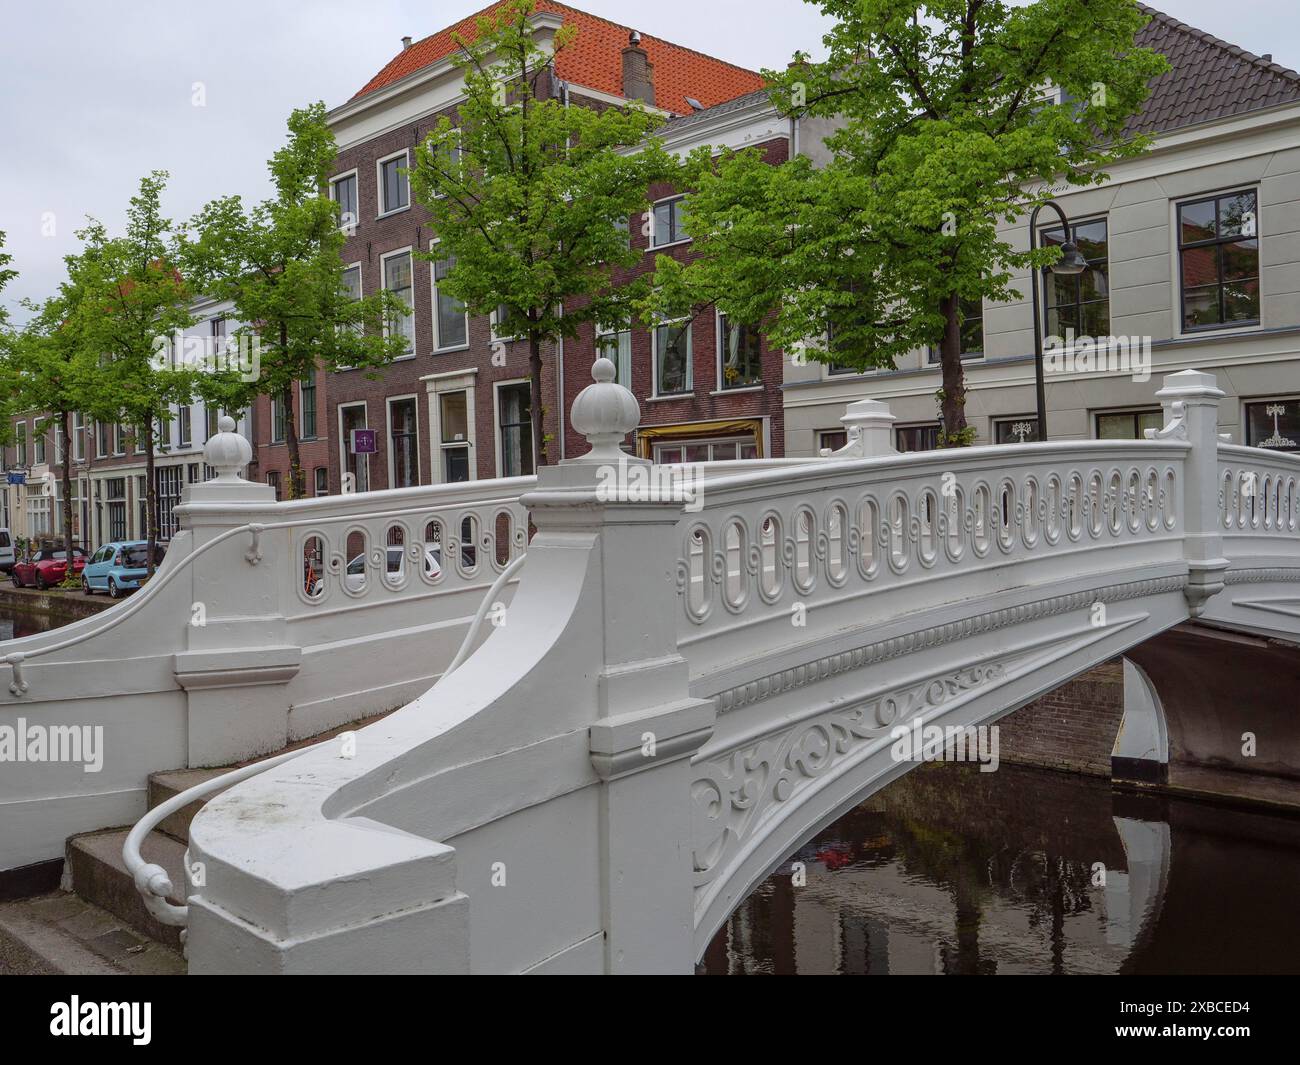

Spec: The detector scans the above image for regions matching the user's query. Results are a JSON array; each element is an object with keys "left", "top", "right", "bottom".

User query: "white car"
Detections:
[
  {"left": 337, "top": 545, "right": 442, "bottom": 594},
  {"left": 0, "top": 529, "right": 13, "bottom": 575}
]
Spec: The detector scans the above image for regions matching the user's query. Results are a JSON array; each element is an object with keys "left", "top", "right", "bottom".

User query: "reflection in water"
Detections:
[
  {"left": 702, "top": 761, "right": 1300, "bottom": 975},
  {"left": 0, "top": 608, "right": 55, "bottom": 642}
]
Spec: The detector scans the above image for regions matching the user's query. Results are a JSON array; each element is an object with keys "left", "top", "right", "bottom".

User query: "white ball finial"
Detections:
[
  {"left": 204, "top": 413, "right": 252, "bottom": 482},
  {"left": 570, "top": 358, "right": 640, "bottom": 462}
]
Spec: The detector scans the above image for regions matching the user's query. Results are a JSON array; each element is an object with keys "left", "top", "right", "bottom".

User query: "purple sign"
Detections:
[{"left": 350, "top": 429, "right": 377, "bottom": 455}]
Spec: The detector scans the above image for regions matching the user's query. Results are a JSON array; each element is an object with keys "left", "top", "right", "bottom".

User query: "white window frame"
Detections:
[
  {"left": 429, "top": 239, "right": 470, "bottom": 352},
  {"left": 114, "top": 424, "right": 128, "bottom": 457},
  {"left": 329, "top": 168, "right": 360, "bottom": 234},
  {"left": 386, "top": 394, "right": 422, "bottom": 489},
  {"left": 596, "top": 321, "right": 633, "bottom": 388},
  {"left": 270, "top": 393, "right": 287, "bottom": 444},
  {"left": 380, "top": 247, "right": 416, "bottom": 359},
  {"left": 72, "top": 412, "right": 86, "bottom": 462},
  {"left": 33, "top": 418, "right": 47, "bottom": 465},
  {"left": 649, "top": 195, "right": 690, "bottom": 250},
  {"left": 426, "top": 370, "right": 478, "bottom": 485},
  {"left": 492, "top": 378, "right": 533, "bottom": 479},
  {"left": 376, "top": 149, "right": 411, "bottom": 218},
  {"left": 652, "top": 318, "right": 693, "bottom": 398},
  {"left": 338, "top": 401, "right": 370, "bottom": 494},
  {"left": 429, "top": 129, "right": 463, "bottom": 200},
  {"left": 491, "top": 305, "right": 524, "bottom": 343},
  {"left": 299, "top": 373, "right": 318, "bottom": 441},
  {"left": 714, "top": 309, "right": 764, "bottom": 394}
]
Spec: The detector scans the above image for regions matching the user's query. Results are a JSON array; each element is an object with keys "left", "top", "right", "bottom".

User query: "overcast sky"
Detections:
[{"left": 2, "top": 0, "right": 1296, "bottom": 323}]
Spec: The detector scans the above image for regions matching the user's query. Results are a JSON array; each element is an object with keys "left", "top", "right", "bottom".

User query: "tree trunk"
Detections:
[
  {"left": 937, "top": 292, "right": 970, "bottom": 448},
  {"left": 60, "top": 410, "right": 74, "bottom": 583},
  {"left": 528, "top": 333, "right": 548, "bottom": 470},
  {"left": 144, "top": 423, "right": 158, "bottom": 578},
  {"left": 283, "top": 383, "right": 303, "bottom": 500}
]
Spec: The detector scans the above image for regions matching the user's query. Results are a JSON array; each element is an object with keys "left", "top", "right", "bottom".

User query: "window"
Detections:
[
  {"left": 491, "top": 304, "right": 522, "bottom": 342},
  {"left": 114, "top": 424, "right": 128, "bottom": 456},
  {"left": 271, "top": 394, "right": 287, "bottom": 443},
  {"left": 819, "top": 430, "right": 848, "bottom": 453},
  {"left": 654, "top": 320, "right": 692, "bottom": 395},
  {"left": 34, "top": 421, "right": 46, "bottom": 465},
  {"left": 596, "top": 322, "right": 632, "bottom": 387},
  {"left": 994, "top": 418, "right": 1040, "bottom": 444},
  {"left": 652, "top": 437, "right": 758, "bottom": 463},
  {"left": 331, "top": 172, "right": 358, "bottom": 232},
  {"left": 432, "top": 250, "right": 468, "bottom": 350},
  {"left": 266, "top": 471, "right": 281, "bottom": 501},
  {"left": 428, "top": 131, "right": 464, "bottom": 197},
  {"left": 300, "top": 373, "right": 317, "bottom": 439},
  {"left": 72, "top": 413, "right": 86, "bottom": 462},
  {"left": 16, "top": 423, "right": 26, "bottom": 466},
  {"left": 1178, "top": 190, "right": 1259, "bottom": 331},
  {"left": 718, "top": 313, "right": 762, "bottom": 389},
  {"left": 178, "top": 405, "right": 192, "bottom": 448},
  {"left": 1041, "top": 219, "right": 1109, "bottom": 339},
  {"left": 188, "top": 463, "right": 200, "bottom": 484},
  {"left": 1244, "top": 400, "right": 1299, "bottom": 452},
  {"left": 135, "top": 427, "right": 146, "bottom": 455},
  {"left": 383, "top": 251, "right": 415, "bottom": 356},
  {"left": 314, "top": 467, "right": 329, "bottom": 496},
  {"left": 137, "top": 475, "right": 146, "bottom": 535},
  {"left": 97, "top": 421, "right": 110, "bottom": 459},
  {"left": 206, "top": 405, "right": 220, "bottom": 439},
  {"left": 340, "top": 264, "right": 363, "bottom": 343},
  {"left": 55, "top": 421, "right": 65, "bottom": 465},
  {"left": 1096, "top": 409, "right": 1162, "bottom": 440},
  {"left": 927, "top": 298, "right": 985, "bottom": 363},
  {"left": 652, "top": 196, "right": 688, "bottom": 247},
  {"left": 389, "top": 397, "right": 419, "bottom": 489},
  {"left": 156, "top": 466, "right": 183, "bottom": 539},
  {"left": 497, "top": 383, "right": 534, "bottom": 478},
  {"left": 378, "top": 151, "right": 410, "bottom": 215},
  {"left": 340, "top": 403, "right": 369, "bottom": 494},
  {"left": 157, "top": 414, "right": 172, "bottom": 451},
  {"left": 440, "top": 392, "right": 471, "bottom": 483},
  {"left": 896, "top": 424, "right": 940, "bottom": 453}
]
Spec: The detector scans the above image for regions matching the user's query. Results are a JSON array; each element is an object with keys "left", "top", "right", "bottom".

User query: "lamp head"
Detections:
[{"left": 1051, "top": 240, "right": 1089, "bottom": 276}]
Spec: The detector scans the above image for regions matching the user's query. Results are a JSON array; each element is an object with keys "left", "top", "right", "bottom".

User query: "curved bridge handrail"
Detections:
[
  {"left": 122, "top": 546, "right": 529, "bottom": 939},
  {"left": 0, "top": 481, "right": 534, "bottom": 689}
]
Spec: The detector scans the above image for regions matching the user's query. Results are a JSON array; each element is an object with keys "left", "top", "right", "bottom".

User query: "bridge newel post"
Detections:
[
  {"left": 534, "top": 359, "right": 715, "bottom": 973},
  {"left": 821, "top": 398, "right": 897, "bottom": 458},
  {"left": 1153, "top": 369, "right": 1229, "bottom": 616}
]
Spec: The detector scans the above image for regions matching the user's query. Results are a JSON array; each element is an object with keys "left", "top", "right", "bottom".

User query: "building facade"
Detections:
[{"left": 783, "top": 7, "right": 1300, "bottom": 459}]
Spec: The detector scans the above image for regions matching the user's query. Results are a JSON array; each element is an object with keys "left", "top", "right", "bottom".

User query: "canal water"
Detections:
[
  {"left": 701, "top": 761, "right": 1300, "bottom": 975},
  {"left": 0, "top": 606, "right": 55, "bottom": 642}
]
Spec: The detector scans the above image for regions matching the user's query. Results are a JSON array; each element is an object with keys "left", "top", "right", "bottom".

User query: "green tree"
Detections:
[
  {"left": 65, "top": 172, "right": 202, "bottom": 574},
  {"left": 654, "top": 0, "right": 1168, "bottom": 445},
  {"left": 183, "top": 103, "right": 408, "bottom": 498},
  {"left": 0, "top": 230, "right": 19, "bottom": 448},
  {"left": 408, "top": 0, "right": 675, "bottom": 467},
  {"left": 9, "top": 293, "right": 96, "bottom": 576}
]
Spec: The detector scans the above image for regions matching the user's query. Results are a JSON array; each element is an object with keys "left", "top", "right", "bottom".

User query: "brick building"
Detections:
[{"left": 252, "top": 0, "right": 810, "bottom": 496}]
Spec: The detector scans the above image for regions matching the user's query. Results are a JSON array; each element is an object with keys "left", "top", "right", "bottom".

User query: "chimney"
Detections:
[
  {"left": 621, "top": 29, "right": 655, "bottom": 106},
  {"left": 401, "top": 36, "right": 413, "bottom": 51}
]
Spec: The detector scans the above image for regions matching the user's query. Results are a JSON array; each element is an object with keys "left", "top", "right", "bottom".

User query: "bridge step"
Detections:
[
  {"left": 64, "top": 828, "right": 187, "bottom": 951},
  {"left": 148, "top": 768, "right": 233, "bottom": 844},
  {"left": 0, "top": 891, "right": 185, "bottom": 975}
]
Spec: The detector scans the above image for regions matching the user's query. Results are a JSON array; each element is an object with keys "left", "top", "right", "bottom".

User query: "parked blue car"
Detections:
[{"left": 82, "top": 540, "right": 166, "bottom": 599}]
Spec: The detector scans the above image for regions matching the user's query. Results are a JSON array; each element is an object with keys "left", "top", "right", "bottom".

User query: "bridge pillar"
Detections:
[
  {"left": 1151, "top": 370, "right": 1229, "bottom": 616},
  {"left": 540, "top": 359, "right": 715, "bottom": 973}
]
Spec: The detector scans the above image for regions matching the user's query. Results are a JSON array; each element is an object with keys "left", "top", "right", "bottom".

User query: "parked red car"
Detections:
[{"left": 11, "top": 547, "right": 88, "bottom": 589}]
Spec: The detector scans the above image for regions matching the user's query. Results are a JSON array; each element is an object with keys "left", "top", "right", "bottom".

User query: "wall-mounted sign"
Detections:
[
  {"left": 350, "top": 429, "right": 377, "bottom": 455},
  {"left": 6, "top": 472, "right": 26, "bottom": 486}
]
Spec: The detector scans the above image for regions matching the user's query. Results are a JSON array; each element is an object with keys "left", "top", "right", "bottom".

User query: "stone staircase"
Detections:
[{"left": 0, "top": 716, "right": 389, "bottom": 975}]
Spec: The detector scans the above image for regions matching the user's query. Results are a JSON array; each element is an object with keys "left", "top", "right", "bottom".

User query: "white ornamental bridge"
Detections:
[{"left": 3, "top": 366, "right": 1297, "bottom": 973}]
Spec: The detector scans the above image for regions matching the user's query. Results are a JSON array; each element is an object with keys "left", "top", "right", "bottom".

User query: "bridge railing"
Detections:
[
  {"left": 0, "top": 417, "right": 532, "bottom": 876},
  {"left": 674, "top": 439, "right": 1190, "bottom": 679},
  {"left": 1216, "top": 444, "right": 1300, "bottom": 540}
]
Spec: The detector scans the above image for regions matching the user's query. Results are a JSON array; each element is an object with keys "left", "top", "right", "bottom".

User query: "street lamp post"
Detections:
[{"left": 1029, "top": 199, "right": 1089, "bottom": 442}]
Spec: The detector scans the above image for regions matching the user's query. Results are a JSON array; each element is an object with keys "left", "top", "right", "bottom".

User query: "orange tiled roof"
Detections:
[{"left": 351, "top": 0, "right": 765, "bottom": 117}]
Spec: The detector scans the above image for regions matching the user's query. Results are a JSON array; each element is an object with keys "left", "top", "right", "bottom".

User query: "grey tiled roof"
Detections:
[
  {"left": 664, "top": 6, "right": 1300, "bottom": 139},
  {"left": 1128, "top": 3, "right": 1300, "bottom": 134}
]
